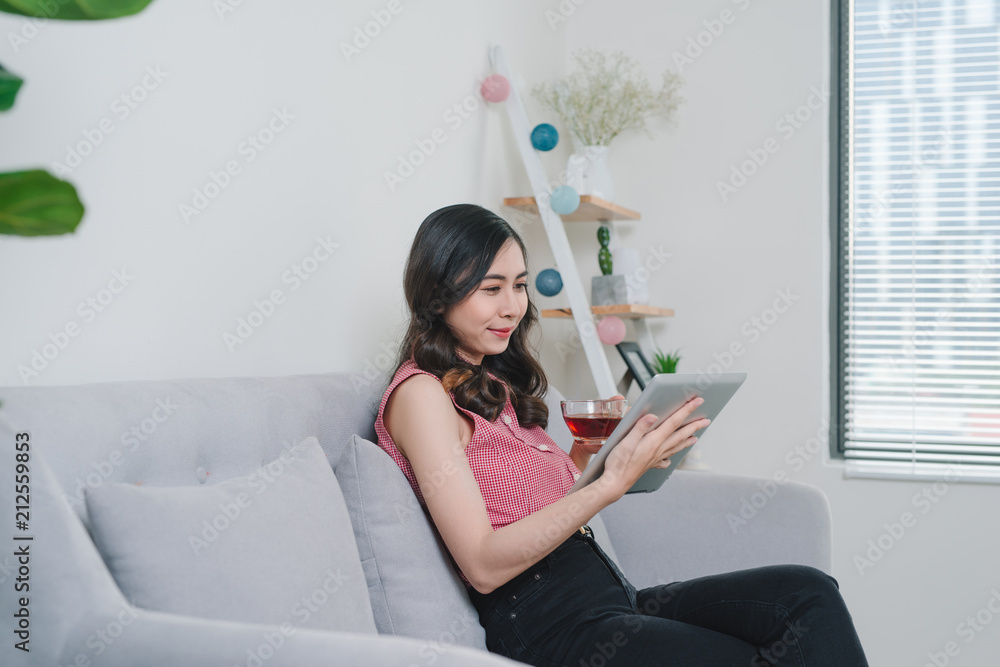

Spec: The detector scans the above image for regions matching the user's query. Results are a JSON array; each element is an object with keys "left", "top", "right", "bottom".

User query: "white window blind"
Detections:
[{"left": 840, "top": 0, "right": 1000, "bottom": 481}]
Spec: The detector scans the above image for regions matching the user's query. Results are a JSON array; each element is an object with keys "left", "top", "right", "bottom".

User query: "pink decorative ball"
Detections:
[
  {"left": 480, "top": 74, "right": 510, "bottom": 103},
  {"left": 597, "top": 316, "right": 626, "bottom": 345}
]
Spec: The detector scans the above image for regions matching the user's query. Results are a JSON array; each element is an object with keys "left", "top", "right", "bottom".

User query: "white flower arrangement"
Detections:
[{"left": 533, "top": 49, "right": 685, "bottom": 147}]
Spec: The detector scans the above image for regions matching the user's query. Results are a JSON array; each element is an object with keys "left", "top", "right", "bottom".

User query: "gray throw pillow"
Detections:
[
  {"left": 335, "top": 434, "right": 487, "bottom": 649},
  {"left": 84, "top": 436, "right": 376, "bottom": 634}
]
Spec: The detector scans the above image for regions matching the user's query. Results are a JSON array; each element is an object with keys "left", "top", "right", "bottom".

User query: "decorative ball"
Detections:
[
  {"left": 480, "top": 74, "right": 510, "bottom": 102},
  {"left": 550, "top": 185, "right": 580, "bottom": 215},
  {"left": 535, "top": 268, "right": 563, "bottom": 297},
  {"left": 597, "top": 316, "right": 626, "bottom": 345},
  {"left": 530, "top": 123, "right": 559, "bottom": 151}
]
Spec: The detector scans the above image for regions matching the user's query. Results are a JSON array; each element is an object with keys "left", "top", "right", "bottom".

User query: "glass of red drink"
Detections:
[{"left": 560, "top": 398, "right": 628, "bottom": 454}]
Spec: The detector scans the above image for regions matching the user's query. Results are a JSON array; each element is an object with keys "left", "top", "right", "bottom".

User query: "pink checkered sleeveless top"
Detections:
[{"left": 374, "top": 358, "right": 581, "bottom": 533}]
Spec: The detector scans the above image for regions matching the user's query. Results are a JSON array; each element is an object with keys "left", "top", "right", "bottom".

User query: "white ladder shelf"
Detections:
[{"left": 489, "top": 46, "right": 672, "bottom": 398}]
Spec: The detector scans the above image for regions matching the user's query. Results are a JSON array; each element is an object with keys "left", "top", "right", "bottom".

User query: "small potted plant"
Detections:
[
  {"left": 533, "top": 48, "right": 684, "bottom": 202},
  {"left": 652, "top": 347, "right": 682, "bottom": 374}
]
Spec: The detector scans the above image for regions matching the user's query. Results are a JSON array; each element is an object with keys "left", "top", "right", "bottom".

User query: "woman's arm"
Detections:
[{"left": 385, "top": 375, "right": 707, "bottom": 594}]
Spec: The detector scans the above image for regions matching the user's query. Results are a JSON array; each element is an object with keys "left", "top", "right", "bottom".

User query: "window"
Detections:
[{"left": 833, "top": 0, "right": 1000, "bottom": 482}]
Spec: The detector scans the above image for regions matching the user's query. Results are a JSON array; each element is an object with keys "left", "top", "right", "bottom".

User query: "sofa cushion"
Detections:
[
  {"left": 84, "top": 436, "right": 377, "bottom": 634},
  {"left": 335, "top": 434, "right": 487, "bottom": 649}
]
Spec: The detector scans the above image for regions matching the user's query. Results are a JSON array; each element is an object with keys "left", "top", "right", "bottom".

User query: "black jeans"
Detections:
[{"left": 467, "top": 531, "right": 868, "bottom": 667}]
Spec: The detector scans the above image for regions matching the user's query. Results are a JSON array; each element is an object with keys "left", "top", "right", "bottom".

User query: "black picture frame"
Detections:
[{"left": 616, "top": 342, "right": 656, "bottom": 390}]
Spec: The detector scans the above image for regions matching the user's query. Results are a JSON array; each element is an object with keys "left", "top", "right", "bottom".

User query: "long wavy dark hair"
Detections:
[{"left": 390, "top": 203, "right": 550, "bottom": 430}]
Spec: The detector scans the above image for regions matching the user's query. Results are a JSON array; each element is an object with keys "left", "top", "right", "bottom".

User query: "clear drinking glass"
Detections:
[{"left": 559, "top": 398, "right": 628, "bottom": 454}]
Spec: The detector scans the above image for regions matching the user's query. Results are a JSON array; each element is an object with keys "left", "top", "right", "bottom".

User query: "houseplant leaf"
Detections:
[
  {"left": 0, "top": 170, "right": 84, "bottom": 236},
  {"left": 0, "top": 63, "right": 23, "bottom": 111},
  {"left": 0, "top": 0, "right": 153, "bottom": 20}
]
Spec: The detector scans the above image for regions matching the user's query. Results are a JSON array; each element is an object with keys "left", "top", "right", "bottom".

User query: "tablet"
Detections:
[{"left": 567, "top": 372, "right": 747, "bottom": 494}]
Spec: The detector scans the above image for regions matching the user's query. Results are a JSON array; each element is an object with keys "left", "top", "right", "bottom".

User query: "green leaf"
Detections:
[
  {"left": 0, "top": 0, "right": 154, "bottom": 20},
  {"left": 0, "top": 63, "right": 23, "bottom": 111},
  {"left": 0, "top": 170, "right": 84, "bottom": 236}
]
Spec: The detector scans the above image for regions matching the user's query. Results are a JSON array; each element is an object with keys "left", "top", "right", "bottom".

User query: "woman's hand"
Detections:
[{"left": 595, "top": 396, "right": 710, "bottom": 502}]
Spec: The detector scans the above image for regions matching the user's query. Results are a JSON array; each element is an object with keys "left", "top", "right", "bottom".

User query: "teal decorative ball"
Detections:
[
  {"left": 550, "top": 185, "right": 580, "bottom": 215},
  {"left": 530, "top": 124, "right": 559, "bottom": 151},
  {"left": 535, "top": 268, "right": 563, "bottom": 296}
]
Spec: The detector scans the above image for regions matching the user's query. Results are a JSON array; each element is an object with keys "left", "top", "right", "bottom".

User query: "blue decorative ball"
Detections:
[
  {"left": 535, "top": 268, "right": 563, "bottom": 297},
  {"left": 530, "top": 123, "right": 559, "bottom": 151},
  {"left": 550, "top": 185, "right": 580, "bottom": 215}
]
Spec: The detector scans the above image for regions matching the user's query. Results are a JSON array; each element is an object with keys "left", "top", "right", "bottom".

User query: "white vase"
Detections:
[{"left": 565, "top": 145, "right": 614, "bottom": 202}]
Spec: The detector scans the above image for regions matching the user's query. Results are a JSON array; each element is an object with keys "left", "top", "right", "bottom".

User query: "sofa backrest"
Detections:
[
  {"left": 0, "top": 370, "right": 390, "bottom": 526},
  {"left": 0, "top": 367, "right": 584, "bottom": 521}
]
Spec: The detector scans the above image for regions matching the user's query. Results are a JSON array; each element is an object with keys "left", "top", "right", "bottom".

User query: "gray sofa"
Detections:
[{"left": 0, "top": 370, "right": 832, "bottom": 667}]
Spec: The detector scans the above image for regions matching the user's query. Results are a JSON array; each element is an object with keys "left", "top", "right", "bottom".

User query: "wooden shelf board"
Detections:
[
  {"left": 503, "top": 195, "right": 640, "bottom": 222},
  {"left": 542, "top": 304, "right": 674, "bottom": 319}
]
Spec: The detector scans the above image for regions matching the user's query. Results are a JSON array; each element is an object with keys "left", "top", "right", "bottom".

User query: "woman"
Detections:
[{"left": 374, "top": 204, "right": 868, "bottom": 666}]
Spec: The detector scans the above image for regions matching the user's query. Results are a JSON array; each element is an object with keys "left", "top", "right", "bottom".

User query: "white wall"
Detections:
[
  {"left": 2, "top": 1, "right": 999, "bottom": 665},
  {"left": 0, "top": 0, "right": 565, "bottom": 386}
]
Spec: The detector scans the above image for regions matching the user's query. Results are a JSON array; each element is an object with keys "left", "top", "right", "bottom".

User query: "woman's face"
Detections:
[{"left": 443, "top": 240, "right": 529, "bottom": 365}]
